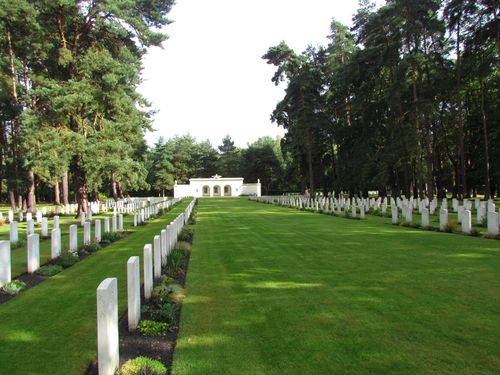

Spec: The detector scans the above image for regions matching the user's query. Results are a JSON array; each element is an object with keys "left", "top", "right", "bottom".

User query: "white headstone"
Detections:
[
  {"left": 487, "top": 211, "right": 499, "bottom": 236},
  {"left": 161, "top": 229, "right": 167, "bottom": 266},
  {"left": 69, "top": 224, "right": 78, "bottom": 252},
  {"left": 439, "top": 209, "right": 448, "bottom": 231},
  {"left": 51, "top": 228, "right": 61, "bottom": 259},
  {"left": 118, "top": 214, "right": 123, "bottom": 232},
  {"left": 27, "top": 220, "right": 35, "bottom": 236},
  {"left": 53, "top": 215, "right": 60, "bottom": 229},
  {"left": 8, "top": 210, "right": 14, "bottom": 223},
  {"left": 80, "top": 212, "right": 85, "bottom": 227},
  {"left": 421, "top": 208, "right": 429, "bottom": 227},
  {"left": 97, "top": 278, "right": 119, "bottom": 375},
  {"left": 391, "top": 206, "right": 398, "bottom": 224},
  {"left": 153, "top": 235, "right": 161, "bottom": 280},
  {"left": 41, "top": 217, "right": 49, "bottom": 237},
  {"left": 112, "top": 215, "right": 117, "bottom": 233},
  {"left": 10, "top": 221, "right": 18, "bottom": 244},
  {"left": 462, "top": 210, "right": 472, "bottom": 234},
  {"left": 127, "top": 256, "right": 141, "bottom": 332},
  {"left": 26, "top": 212, "right": 32, "bottom": 222},
  {"left": 104, "top": 218, "right": 110, "bottom": 233},
  {"left": 95, "top": 219, "right": 101, "bottom": 243},
  {"left": 36, "top": 211, "right": 42, "bottom": 224},
  {"left": 143, "top": 244, "right": 153, "bottom": 300},
  {"left": 27, "top": 234, "right": 40, "bottom": 274},
  {"left": 0, "top": 241, "right": 11, "bottom": 287},
  {"left": 84, "top": 221, "right": 91, "bottom": 245}
]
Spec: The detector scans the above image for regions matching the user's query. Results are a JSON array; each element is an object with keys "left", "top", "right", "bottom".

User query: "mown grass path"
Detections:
[
  {"left": 0, "top": 200, "right": 189, "bottom": 375},
  {"left": 173, "top": 198, "right": 500, "bottom": 374}
]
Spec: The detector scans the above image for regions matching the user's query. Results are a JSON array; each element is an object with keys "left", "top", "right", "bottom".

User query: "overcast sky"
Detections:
[{"left": 138, "top": 0, "right": 381, "bottom": 148}]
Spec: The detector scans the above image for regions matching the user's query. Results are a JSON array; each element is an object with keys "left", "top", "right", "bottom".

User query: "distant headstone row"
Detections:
[{"left": 251, "top": 195, "right": 500, "bottom": 236}]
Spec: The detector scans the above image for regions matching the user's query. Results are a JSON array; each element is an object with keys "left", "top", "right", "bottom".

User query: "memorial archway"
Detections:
[
  {"left": 213, "top": 185, "right": 221, "bottom": 196},
  {"left": 224, "top": 185, "right": 232, "bottom": 196},
  {"left": 202, "top": 185, "right": 210, "bottom": 196}
]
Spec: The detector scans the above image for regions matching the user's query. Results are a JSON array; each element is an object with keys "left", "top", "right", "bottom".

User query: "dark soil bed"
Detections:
[{"left": 0, "top": 273, "right": 48, "bottom": 304}]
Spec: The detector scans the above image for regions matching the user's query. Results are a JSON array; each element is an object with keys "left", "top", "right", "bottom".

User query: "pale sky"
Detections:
[{"left": 138, "top": 0, "right": 382, "bottom": 148}]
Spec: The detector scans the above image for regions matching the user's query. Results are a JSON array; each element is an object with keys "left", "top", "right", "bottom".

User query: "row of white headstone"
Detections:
[
  {"left": 132, "top": 198, "right": 181, "bottom": 227},
  {"left": 96, "top": 198, "right": 196, "bottom": 375},
  {"left": 252, "top": 195, "right": 500, "bottom": 236},
  {"left": 0, "top": 214, "right": 124, "bottom": 287}
]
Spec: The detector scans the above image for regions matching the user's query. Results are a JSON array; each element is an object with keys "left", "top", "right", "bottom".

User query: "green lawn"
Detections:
[
  {"left": 0, "top": 199, "right": 189, "bottom": 375},
  {"left": 173, "top": 198, "right": 500, "bottom": 374}
]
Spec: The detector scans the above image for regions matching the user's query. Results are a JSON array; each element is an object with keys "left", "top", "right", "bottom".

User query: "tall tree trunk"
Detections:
[
  {"left": 61, "top": 170, "right": 69, "bottom": 205},
  {"left": 111, "top": 174, "right": 118, "bottom": 201},
  {"left": 71, "top": 155, "right": 88, "bottom": 215},
  {"left": 479, "top": 78, "right": 491, "bottom": 199},
  {"left": 27, "top": 168, "right": 36, "bottom": 212},
  {"left": 54, "top": 181, "right": 61, "bottom": 205},
  {"left": 455, "top": 19, "right": 467, "bottom": 198}
]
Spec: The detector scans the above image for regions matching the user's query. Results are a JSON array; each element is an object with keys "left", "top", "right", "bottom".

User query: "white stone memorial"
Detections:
[
  {"left": 53, "top": 215, "right": 60, "bottom": 229},
  {"left": 0, "top": 241, "right": 11, "bottom": 287},
  {"left": 41, "top": 217, "right": 49, "bottom": 237},
  {"left": 27, "top": 219, "right": 35, "bottom": 236},
  {"left": 104, "top": 218, "right": 110, "bottom": 233},
  {"left": 97, "top": 278, "right": 119, "bottom": 375},
  {"left": 84, "top": 221, "right": 91, "bottom": 245},
  {"left": 143, "top": 244, "right": 153, "bottom": 300},
  {"left": 462, "top": 210, "right": 472, "bottom": 234},
  {"left": 51, "top": 228, "right": 61, "bottom": 258},
  {"left": 118, "top": 214, "right": 123, "bottom": 232},
  {"left": 95, "top": 219, "right": 102, "bottom": 243},
  {"left": 487, "top": 211, "right": 499, "bottom": 236},
  {"left": 153, "top": 235, "right": 161, "bottom": 279},
  {"left": 112, "top": 215, "right": 117, "bottom": 233},
  {"left": 69, "top": 224, "right": 78, "bottom": 252},
  {"left": 127, "top": 256, "right": 141, "bottom": 332},
  {"left": 421, "top": 208, "right": 429, "bottom": 227},
  {"left": 439, "top": 209, "right": 448, "bottom": 231},
  {"left": 27, "top": 234, "right": 40, "bottom": 274},
  {"left": 10, "top": 221, "right": 18, "bottom": 244}
]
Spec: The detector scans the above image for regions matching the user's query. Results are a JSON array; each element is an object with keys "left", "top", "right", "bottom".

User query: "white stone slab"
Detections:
[
  {"left": 127, "top": 257, "right": 141, "bottom": 332},
  {"left": 118, "top": 214, "right": 123, "bottom": 232},
  {"left": 84, "top": 221, "right": 91, "bottom": 245},
  {"left": 53, "top": 215, "right": 60, "bottom": 229},
  {"left": 51, "top": 228, "right": 61, "bottom": 259},
  {"left": 27, "top": 234, "right": 40, "bottom": 274},
  {"left": 462, "top": 210, "right": 471, "bottom": 234},
  {"left": 487, "top": 211, "right": 499, "bottom": 236},
  {"left": 95, "top": 219, "right": 101, "bottom": 243},
  {"left": 0, "top": 241, "right": 11, "bottom": 287},
  {"left": 153, "top": 235, "right": 161, "bottom": 280},
  {"left": 440, "top": 209, "right": 448, "bottom": 231},
  {"left": 112, "top": 215, "right": 117, "bottom": 233},
  {"left": 69, "top": 224, "right": 78, "bottom": 252},
  {"left": 10, "top": 221, "right": 18, "bottom": 244},
  {"left": 104, "top": 218, "right": 110, "bottom": 233},
  {"left": 421, "top": 208, "right": 429, "bottom": 227},
  {"left": 41, "top": 217, "right": 48, "bottom": 237},
  {"left": 143, "top": 244, "right": 153, "bottom": 300},
  {"left": 27, "top": 219, "right": 35, "bottom": 236},
  {"left": 97, "top": 278, "right": 119, "bottom": 375}
]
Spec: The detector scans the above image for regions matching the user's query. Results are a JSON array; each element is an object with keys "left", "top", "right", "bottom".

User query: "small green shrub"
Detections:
[
  {"left": 81, "top": 242, "right": 101, "bottom": 253},
  {"left": 153, "top": 275, "right": 174, "bottom": 287},
  {"left": 101, "top": 231, "right": 124, "bottom": 243},
  {"left": 178, "top": 227, "right": 194, "bottom": 242},
  {"left": 443, "top": 220, "right": 458, "bottom": 233},
  {"left": 153, "top": 303, "right": 178, "bottom": 326},
  {"left": 59, "top": 251, "right": 80, "bottom": 268},
  {"left": 36, "top": 264, "right": 63, "bottom": 277},
  {"left": 2, "top": 280, "right": 27, "bottom": 295},
  {"left": 151, "top": 285, "right": 171, "bottom": 305},
  {"left": 118, "top": 356, "right": 167, "bottom": 375},
  {"left": 166, "top": 249, "right": 184, "bottom": 273},
  {"left": 137, "top": 320, "right": 169, "bottom": 336}
]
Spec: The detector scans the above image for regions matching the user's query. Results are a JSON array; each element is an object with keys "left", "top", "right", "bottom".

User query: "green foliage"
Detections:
[
  {"left": 11, "top": 237, "right": 26, "bottom": 249},
  {"left": 35, "top": 265, "right": 63, "bottom": 277},
  {"left": 81, "top": 243, "right": 101, "bottom": 253},
  {"left": 118, "top": 356, "right": 167, "bottom": 375},
  {"left": 166, "top": 249, "right": 184, "bottom": 273},
  {"left": 178, "top": 227, "right": 194, "bottom": 242},
  {"left": 2, "top": 280, "right": 27, "bottom": 295},
  {"left": 137, "top": 320, "right": 169, "bottom": 336},
  {"left": 59, "top": 252, "right": 80, "bottom": 268},
  {"left": 100, "top": 231, "right": 124, "bottom": 244},
  {"left": 443, "top": 220, "right": 458, "bottom": 233}
]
